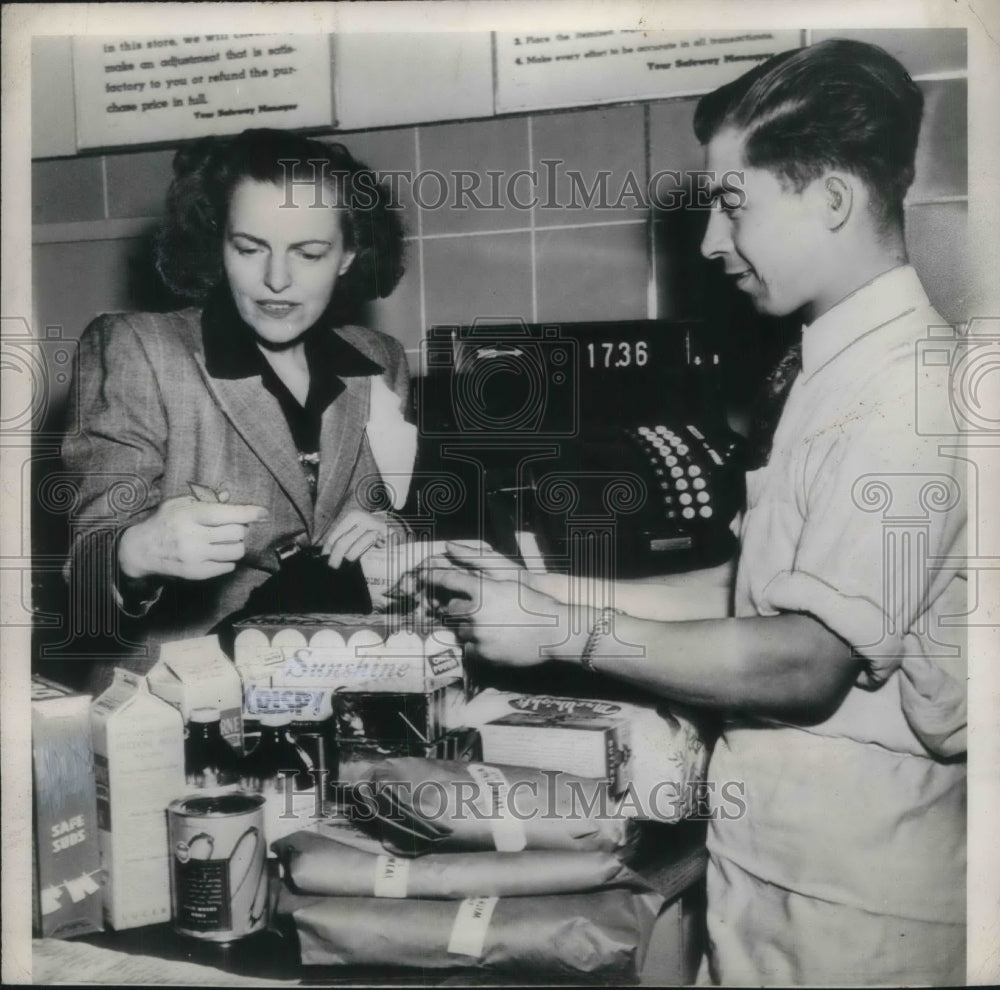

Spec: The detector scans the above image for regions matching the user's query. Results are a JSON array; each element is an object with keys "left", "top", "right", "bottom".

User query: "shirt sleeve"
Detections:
[{"left": 757, "top": 394, "right": 968, "bottom": 758}]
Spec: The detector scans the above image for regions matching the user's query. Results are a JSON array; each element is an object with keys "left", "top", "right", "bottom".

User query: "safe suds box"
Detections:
[{"left": 31, "top": 675, "right": 103, "bottom": 938}]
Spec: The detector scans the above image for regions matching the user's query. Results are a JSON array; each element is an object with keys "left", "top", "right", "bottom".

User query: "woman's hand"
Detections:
[
  {"left": 421, "top": 556, "right": 575, "bottom": 669},
  {"left": 118, "top": 494, "right": 269, "bottom": 581},
  {"left": 321, "top": 509, "right": 391, "bottom": 568}
]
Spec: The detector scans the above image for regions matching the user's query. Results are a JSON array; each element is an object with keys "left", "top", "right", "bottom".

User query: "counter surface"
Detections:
[{"left": 73, "top": 820, "right": 707, "bottom": 985}]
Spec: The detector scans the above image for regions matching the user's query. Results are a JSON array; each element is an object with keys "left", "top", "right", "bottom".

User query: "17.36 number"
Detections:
[{"left": 586, "top": 341, "right": 649, "bottom": 369}]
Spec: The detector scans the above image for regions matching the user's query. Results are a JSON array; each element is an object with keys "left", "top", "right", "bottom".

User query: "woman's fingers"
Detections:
[
  {"left": 324, "top": 525, "right": 372, "bottom": 567},
  {"left": 187, "top": 500, "right": 269, "bottom": 526},
  {"left": 120, "top": 495, "right": 269, "bottom": 581},
  {"left": 321, "top": 510, "right": 389, "bottom": 567},
  {"left": 331, "top": 528, "right": 382, "bottom": 567},
  {"left": 200, "top": 538, "right": 246, "bottom": 564},
  {"left": 204, "top": 522, "right": 250, "bottom": 545}
]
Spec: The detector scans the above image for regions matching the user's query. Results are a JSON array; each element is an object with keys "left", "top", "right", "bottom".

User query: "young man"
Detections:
[{"left": 428, "top": 40, "right": 967, "bottom": 985}]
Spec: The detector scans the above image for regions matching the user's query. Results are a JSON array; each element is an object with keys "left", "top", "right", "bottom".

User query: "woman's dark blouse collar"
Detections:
[{"left": 201, "top": 289, "right": 383, "bottom": 382}]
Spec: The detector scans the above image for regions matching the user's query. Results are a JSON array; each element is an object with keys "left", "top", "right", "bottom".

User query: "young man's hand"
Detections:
[{"left": 421, "top": 555, "right": 582, "bottom": 668}]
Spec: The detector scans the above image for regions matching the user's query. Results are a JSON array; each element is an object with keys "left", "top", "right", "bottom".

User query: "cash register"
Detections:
[{"left": 408, "top": 318, "right": 746, "bottom": 579}]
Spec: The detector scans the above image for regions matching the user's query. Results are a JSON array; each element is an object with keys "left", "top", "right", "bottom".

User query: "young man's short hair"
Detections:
[{"left": 693, "top": 39, "right": 924, "bottom": 232}]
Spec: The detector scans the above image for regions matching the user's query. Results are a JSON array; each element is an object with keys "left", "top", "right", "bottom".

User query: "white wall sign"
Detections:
[
  {"left": 72, "top": 33, "right": 333, "bottom": 150},
  {"left": 495, "top": 29, "right": 802, "bottom": 111},
  {"left": 334, "top": 33, "right": 494, "bottom": 129}
]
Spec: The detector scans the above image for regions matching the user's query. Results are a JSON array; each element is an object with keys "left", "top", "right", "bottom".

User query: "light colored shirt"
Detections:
[{"left": 707, "top": 266, "right": 967, "bottom": 981}]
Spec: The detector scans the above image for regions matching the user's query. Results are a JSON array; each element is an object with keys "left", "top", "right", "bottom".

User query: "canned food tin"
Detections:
[{"left": 167, "top": 792, "right": 268, "bottom": 941}]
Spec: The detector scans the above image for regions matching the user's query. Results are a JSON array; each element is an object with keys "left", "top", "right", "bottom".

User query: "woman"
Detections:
[{"left": 61, "top": 129, "right": 414, "bottom": 688}]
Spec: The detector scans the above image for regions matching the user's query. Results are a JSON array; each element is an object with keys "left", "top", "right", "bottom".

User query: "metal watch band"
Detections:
[{"left": 580, "top": 606, "right": 623, "bottom": 673}]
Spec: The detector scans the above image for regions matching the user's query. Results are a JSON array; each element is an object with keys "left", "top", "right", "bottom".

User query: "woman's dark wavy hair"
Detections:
[
  {"left": 693, "top": 39, "right": 923, "bottom": 232},
  {"left": 155, "top": 128, "right": 405, "bottom": 312}
]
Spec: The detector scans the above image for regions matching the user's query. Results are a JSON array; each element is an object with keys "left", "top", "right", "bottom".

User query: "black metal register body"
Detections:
[{"left": 409, "top": 319, "right": 745, "bottom": 579}]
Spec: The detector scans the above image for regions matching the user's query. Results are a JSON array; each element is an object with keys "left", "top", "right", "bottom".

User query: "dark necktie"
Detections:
[{"left": 747, "top": 340, "right": 802, "bottom": 470}]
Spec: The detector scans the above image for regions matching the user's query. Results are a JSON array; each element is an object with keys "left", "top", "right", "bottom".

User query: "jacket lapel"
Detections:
[
  {"left": 192, "top": 356, "right": 315, "bottom": 530},
  {"left": 313, "top": 373, "right": 372, "bottom": 540}
]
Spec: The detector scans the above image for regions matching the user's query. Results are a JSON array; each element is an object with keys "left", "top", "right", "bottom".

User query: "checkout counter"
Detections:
[
  {"left": 33, "top": 318, "right": 743, "bottom": 985},
  {"left": 62, "top": 821, "right": 707, "bottom": 985}
]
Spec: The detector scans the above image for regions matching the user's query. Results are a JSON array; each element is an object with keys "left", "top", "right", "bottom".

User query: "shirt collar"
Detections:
[
  {"left": 800, "top": 265, "right": 929, "bottom": 380},
  {"left": 201, "top": 289, "right": 384, "bottom": 381}
]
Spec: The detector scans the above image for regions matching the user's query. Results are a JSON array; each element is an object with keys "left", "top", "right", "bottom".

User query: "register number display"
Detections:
[{"left": 72, "top": 34, "right": 333, "bottom": 150}]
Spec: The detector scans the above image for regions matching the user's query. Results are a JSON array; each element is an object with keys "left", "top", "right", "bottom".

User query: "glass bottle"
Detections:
[
  {"left": 241, "top": 713, "right": 318, "bottom": 847},
  {"left": 184, "top": 706, "right": 242, "bottom": 790}
]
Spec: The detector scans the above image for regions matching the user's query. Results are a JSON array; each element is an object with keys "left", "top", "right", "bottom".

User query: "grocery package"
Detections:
[
  {"left": 31, "top": 675, "right": 103, "bottom": 938},
  {"left": 480, "top": 706, "right": 632, "bottom": 794},
  {"left": 147, "top": 635, "right": 244, "bottom": 752},
  {"left": 352, "top": 758, "right": 637, "bottom": 855},
  {"left": 242, "top": 712, "right": 322, "bottom": 848},
  {"left": 273, "top": 826, "right": 647, "bottom": 899},
  {"left": 90, "top": 669, "right": 186, "bottom": 929},
  {"left": 232, "top": 613, "right": 465, "bottom": 693},
  {"left": 332, "top": 685, "right": 448, "bottom": 746},
  {"left": 447, "top": 689, "right": 708, "bottom": 822},
  {"left": 241, "top": 709, "right": 336, "bottom": 797},
  {"left": 276, "top": 887, "right": 663, "bottom": 979},
  {"left": 235, "top": 613, "right": 468, "bottom": 783},
  {"left": 183, "top": 707, "right": 242, "bottom": 790},
  {"left": 337, "top": 726, "right": 481, "bottom": 784},
  {"left": 167, "top": 792, "right": 269, "bottom": 942}
]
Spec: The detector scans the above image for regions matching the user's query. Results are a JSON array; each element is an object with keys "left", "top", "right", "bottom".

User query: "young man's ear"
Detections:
[{"left": 822, "top": 174, "right": 854, "bottom": 231}]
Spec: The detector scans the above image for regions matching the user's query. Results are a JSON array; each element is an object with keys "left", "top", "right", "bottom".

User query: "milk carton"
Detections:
[
  {"left": 31, "top": 676, "right": 103, "bottom": 938},
  {"left": 147, "top": 635, "right": 244, "bottom": 752},
  {"left": 91, "top": 669, "right": 185, "bottom": 929}
]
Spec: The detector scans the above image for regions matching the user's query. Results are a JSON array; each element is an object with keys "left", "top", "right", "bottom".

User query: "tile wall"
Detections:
[{"left": 32, "top": 35, "right": 969, "bottom": 401}]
